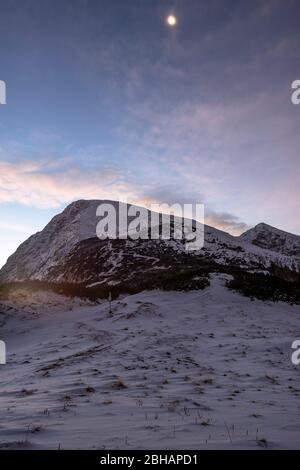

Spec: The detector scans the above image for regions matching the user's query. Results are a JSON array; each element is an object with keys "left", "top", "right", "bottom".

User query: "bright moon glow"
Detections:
[{"left": 167, "top": 15, "right": 177, "bottom": 26}]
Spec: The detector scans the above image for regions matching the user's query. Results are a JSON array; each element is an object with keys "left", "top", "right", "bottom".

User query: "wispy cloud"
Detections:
[
  {"left": 205, "top": 210, "right": 249, "bottom": 235},
  {"left": 0, "top": 157, "right": 252, "bottom": 235},
  {"left": 1, "top": 0, "right": 300, "bottom": 239},
  {"left": 0, "top": 159, "right": 138, "bottom": 208}
]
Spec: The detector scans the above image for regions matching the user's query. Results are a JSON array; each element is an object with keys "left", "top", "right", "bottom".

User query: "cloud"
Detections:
[
  {"left": 0, "top": 157, "right": 251, "bottom": 235},
  {"left": 205, "top": 210, "right": 249, "bottom": 236},
  {"left": 131, "top": 184, "right": 249, "bottom": 235},
  {"left": 0, "top": 159, "right": 139, "bottom": 208}
]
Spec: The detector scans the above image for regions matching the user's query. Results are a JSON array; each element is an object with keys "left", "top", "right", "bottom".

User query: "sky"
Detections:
[{"left": 0, "top": 0, "right": 300, "bottom": 268}]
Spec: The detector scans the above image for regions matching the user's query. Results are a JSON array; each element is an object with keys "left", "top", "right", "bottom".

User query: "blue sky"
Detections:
[{"left": 0, "top": 0, "right": 300, "bottom": 267}]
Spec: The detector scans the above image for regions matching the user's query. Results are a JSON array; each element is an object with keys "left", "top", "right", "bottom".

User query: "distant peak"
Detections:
[
  {"left": 255, "top": 222, "right": 273, "bottom": 229},
  {"left": 241, "top": 222, "right": 279, "bottom": 236},
  {"left": 251, "top": 222, "right": 298, "bottom": 236},
  {"left": 252, "top": 222, "right": 274, "bottom": 231}
]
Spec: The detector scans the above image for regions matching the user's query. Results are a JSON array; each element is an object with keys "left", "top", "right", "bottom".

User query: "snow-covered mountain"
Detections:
[
  {"left": 240, "top": 223, "right": 300, "bottom": 257},
  {"left": 0, "top": 200, "right": 299, "bottom": 285}
]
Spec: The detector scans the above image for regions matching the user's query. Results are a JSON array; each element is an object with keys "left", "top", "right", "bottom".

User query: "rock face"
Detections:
[{"left": 0, "top": 200, "right": 299, "bottom": 285}]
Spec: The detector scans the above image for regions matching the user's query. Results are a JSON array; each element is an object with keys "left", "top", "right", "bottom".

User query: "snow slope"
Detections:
[{"left": 1, "top": 274, "right": 300, "bottom": 449}]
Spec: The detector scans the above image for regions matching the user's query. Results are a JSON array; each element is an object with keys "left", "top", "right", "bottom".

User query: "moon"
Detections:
[{"left": 166, "top": 15, "right": 177, "bottom": 26}]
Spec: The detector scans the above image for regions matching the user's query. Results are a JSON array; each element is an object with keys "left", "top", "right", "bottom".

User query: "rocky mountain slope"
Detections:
[
  {"left": 240, "top": 223, "right": 300, "bottom": 257},
  {"left": 0, "top": 200, "right": 299, "bottom": 286}
]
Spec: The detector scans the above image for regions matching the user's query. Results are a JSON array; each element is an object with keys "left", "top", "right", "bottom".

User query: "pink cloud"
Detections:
[{"left": 0, "top": 160, "right": 139, "bottom": 208}]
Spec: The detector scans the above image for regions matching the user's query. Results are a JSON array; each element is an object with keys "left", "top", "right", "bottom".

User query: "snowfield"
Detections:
[{"left": 0, "top": 273, "right": 300, "bottom": 450}]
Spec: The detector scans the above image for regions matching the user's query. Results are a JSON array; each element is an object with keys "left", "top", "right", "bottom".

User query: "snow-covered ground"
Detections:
[{"left": 0, "top": 274, "right": 300, "bottom": 449}]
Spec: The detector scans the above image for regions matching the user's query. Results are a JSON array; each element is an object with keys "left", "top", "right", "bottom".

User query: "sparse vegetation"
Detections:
[
  {"left": 111, "top": 378, "right": 127, "bottom": 389},
  {"left": 0, "top": 256, "right": 299, "bottom": 305},
  {"left": 227, "top": 271, "right": 300, "bottom": 304}
]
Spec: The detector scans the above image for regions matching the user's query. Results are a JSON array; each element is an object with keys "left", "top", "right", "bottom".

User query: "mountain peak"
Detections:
[
  {"left": 240, "top": 222, "right": 300, "bottom": 256},
  {"left": 254, "top": 222, "right": 273, "bottom": 230},
  {"left": 0, "top": 200, "right": 299, "bottom": 284}
]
